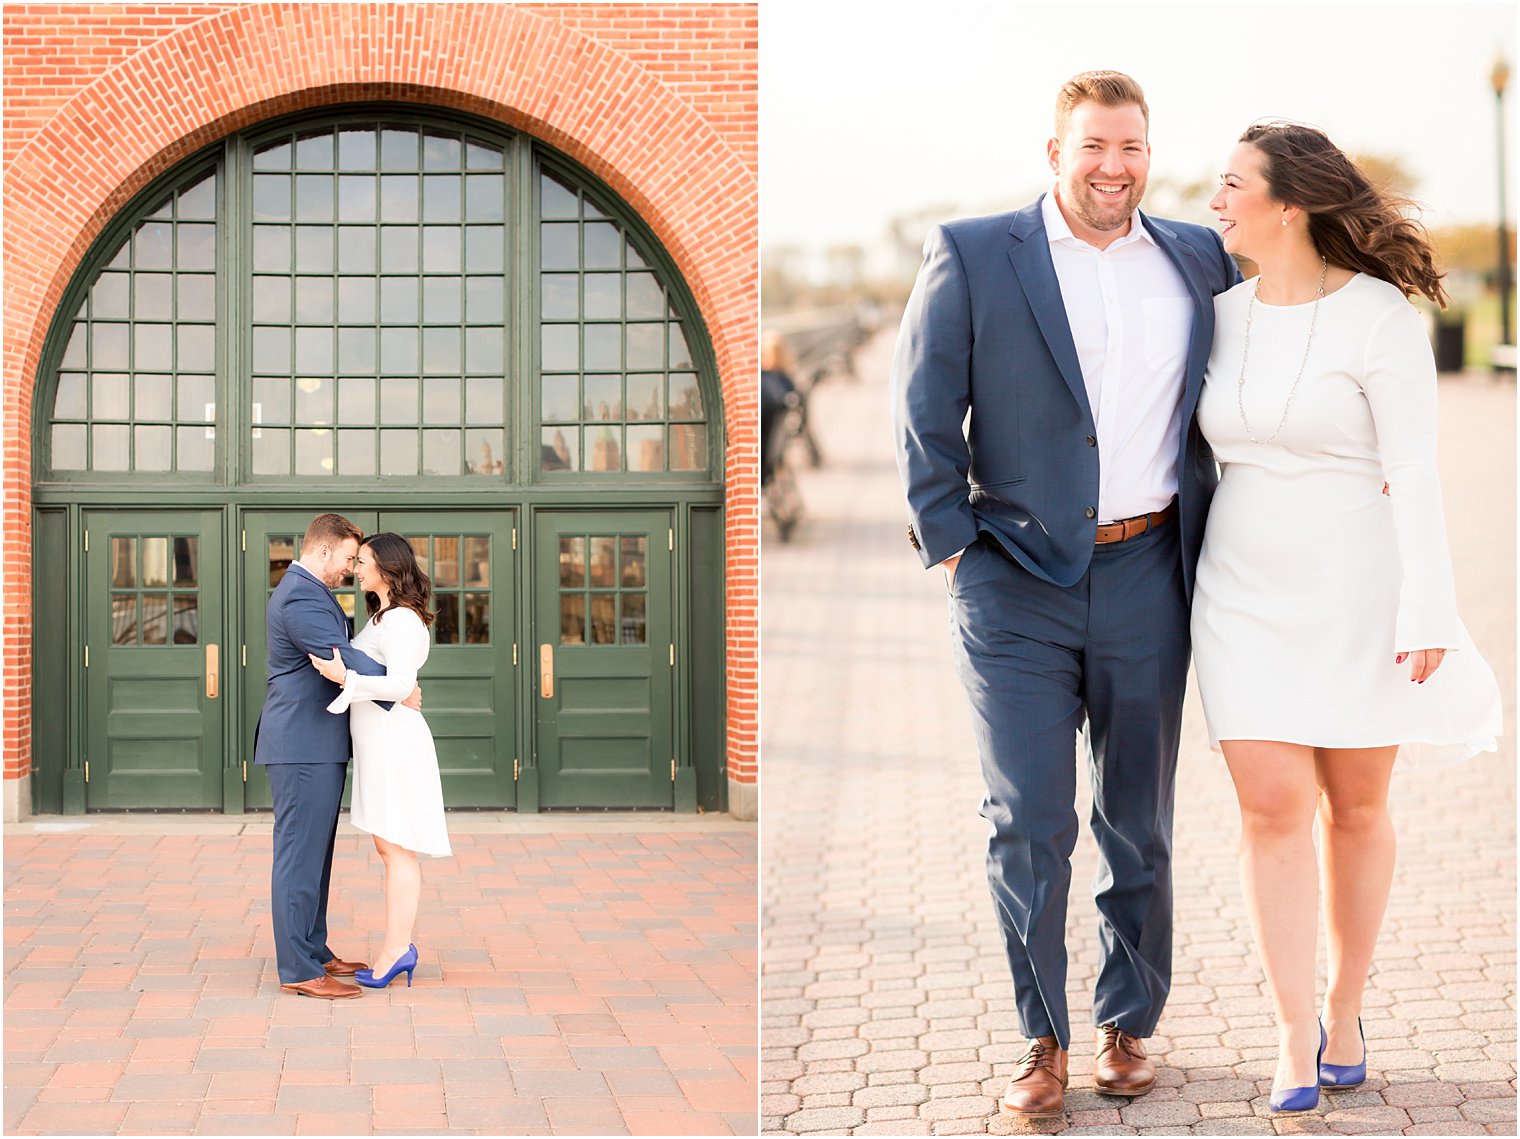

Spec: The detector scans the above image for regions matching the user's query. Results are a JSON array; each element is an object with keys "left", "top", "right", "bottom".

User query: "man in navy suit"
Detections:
[
  {"left": 256, "top": 513, "right": 399, "bottom": 999},
  {"left": 892, "top": 72, "right": 1240, "bottom": 1117}
]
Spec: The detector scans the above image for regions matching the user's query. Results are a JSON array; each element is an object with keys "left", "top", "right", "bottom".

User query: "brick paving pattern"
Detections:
[
  {"left": 5, "top": 818, "right": 757, "bottom": 1135},
  {"left": 761, "top": 327, "right": 1516, "bottom": 1136}
]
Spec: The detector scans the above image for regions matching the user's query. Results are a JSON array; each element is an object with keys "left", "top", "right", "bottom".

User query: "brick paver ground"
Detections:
[
  {"left": 5, "top": 813, "right": 757, "bottom": 1135},
  {"left": 760, "top": 326, "right": 1516, "bottom": 1136}
]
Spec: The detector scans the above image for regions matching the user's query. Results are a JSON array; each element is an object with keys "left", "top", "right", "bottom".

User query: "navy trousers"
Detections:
[
  {"left": 267, "top": 762, "right": 348, "bottom": 984},
  {"left": 948, "top": 521, "right": 1189, "bottom": 1049}
]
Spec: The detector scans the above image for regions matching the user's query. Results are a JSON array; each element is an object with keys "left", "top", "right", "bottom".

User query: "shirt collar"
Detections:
[
  {"left": 287, "top": 561, "right": 329, "bottom": 590},
  {"left": 1042, "top": 184, "right": 1155, "bottom": 250}
]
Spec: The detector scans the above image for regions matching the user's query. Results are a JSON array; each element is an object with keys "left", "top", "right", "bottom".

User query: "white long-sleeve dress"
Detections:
[
  {"left": 326, "top": 605, "right": 452, "bottom": 856},
  {"left": 1191, "top": 273, "right": 1502, "bottom": 768}
]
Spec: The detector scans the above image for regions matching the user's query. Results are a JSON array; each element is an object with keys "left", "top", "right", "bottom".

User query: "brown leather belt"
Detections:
[{"left": 1094, "top": 499, "right": 1177, "bottom": 545}]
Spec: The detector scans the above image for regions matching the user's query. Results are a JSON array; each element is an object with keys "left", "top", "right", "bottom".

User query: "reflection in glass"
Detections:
[
  {"left": 421, "top": 429, "right": 461, "bottom": 476},
  {"left": 670, "top": 323, "right": 693, "bottom": 369},
  {"left": 464, "top": 328, "right": 503, "bottom": 374},
  {"left": 134, "top": 222, "right": 174, "bottom": 270},
  {"left": 466, "top": 429, "right": 505, "bottom": 476},
  {"left": 464, "top": 227, "right": 504, "bottom": 273},
  {"left": 589, "top": 593, "right": 617, "bottom": 644},
  {"left": 583, "top": 223, "right": 621, "bottom": 268},
  {"left": 588, "top": 425, "right": 621, "bottom": 472},
  {"left": 541, "top": 325, "right": 578, "bottom": 372},
  {"left": 540, "top": 222, "right": 578, "bottom": 269},
  {"left": 337, "top": 276, "right": 377, "bottom": 323},
  {"left": 620, "top": 537, "right": 647, "bottom": 587},
  {"left": 134, "top": 273, "right": 173, "bottom": 320},
  {"left": 295, "top": 129, "right": 334, "bottom": 169},
  {"left": 254, "top": 276, "right": 292, "bottom": 323},
  {"left": 94, "top": 424, "right": 131, "bottom": 471},
  {"left": 542, "top": 426, "right": 577, "bottom": 471},
  {"left": 626, "top": 374, "right": 662, "bottom": 421},
  {"left": 626, "top": 273, "right": 664, "bottom": 319},
  {"left": 621, "top": 592, "right": 647, "bottom": 644},
  {"left": 464, "top": 536, "right": 489, "bottom": 586},
  {"left": 465, "top": 175, "right": 505, "bottom": 221},
  {"left": 380, "top": 226, "right": 419, "bottom": 273},
  {"left": 338, "top": 377, "right": 377, "bottom": 423},
  {"left": 380, "top": 129, "right": 417, "bottom": 171},
  {"left": 625, "top": 322, "right": 664, "bottom": 369},
  {"left": 338, "top": 127, "right": 377, "bottom": 170},
  {"left": 62, "top": 322, "right": 87, "bottom": 369},
  {"left": 253, "top": 226, "right": 293, "bottom": 273},
  {"left": 338, "top": 227, "right": 377, "bottom": 273},
  {"left": 670, "top": 424, "right": 707, "bottom": 471},
  {"left": 540, "top": 173, "right": 579, "bottom": 218},
  {"left": 295, "top": 174, "right": 334, "bottom": 222},
  {"left": 435, "top": 593, "right": 459, "bottom": 645},
  {"left": 253, "top": 326, "right": 291, "bottom": 373},
  {"left": 669, "top": 373, "right": 703, "bottom": 419},
  {"left": 466, "top": 377, "right": 504, "bottom": 422},
  {"left": 542, "top": 375, "right": 577, "bottom": 422},
  {"left": 381, "top": 277, "right": 420, "bottom": 323},
  {"left": 559, "top": 593, "right": 586, "bottom": 644},
  {"left": 52, "top": 424, "right": 87, "bottom": 469},
  {"left": 268, "top": 537, "right": 296, "bottom": 586},
  {"left": 92, "top": 273, "right": 131, "bottom": 320},
  {"left": 54, "top": 373, "right": 87, "bottom": 419},
  {"left": 178, "top": 172, "right": 216, "bottom": 219},
  {"left": 379, "top": 429, "right": 418, "bottom": 476},
  {"left": 112, "top": 595, "right": 139, "bottom": 644},
  {"left": 422, "top": 328, "right": 461, "bottom": 375},
  {"left": 423, "top": 277, "right": 462, "bottom": 323},
  {"left": 466, "top": 277, "right": 504, "bottom": 324},
  {"left": 177, "top": 426, "right": 213, "bottom": 471},
  {"left": 464, "top": 593, "right": 490, "bottom": 644},
  {"left": 584, "top": 274, "right": 620, "bottom": 319},
  {"left": 590, "top": 537, "right": 616, "bottom": 586},
  {"left": 177, "top": 225, "right": 216, "bottom": 271},
  {"left": 423, "top": 175, "right": 461, "bottom": 222},
  {"left": 142, "top": 537, "right": 169, "bottom": 586},
  {"left": 338, "top": 328, "right": 377, "bottom": 373},
  {"left": 542, "top": 273, "right": 578, "bottom": 320},
  {"left": 172, "top": 596, "right": 199, "bottom": 644},
  {"left": 379, "top": 328, "right": 419, "bottom": 374},
  {"left": 135, "top": 374, "right": 173, "bottom": 420},
  {"left": 295, "top": 327, "right": 334, "bottom": 373},
  {"left": 379, "top": 174, "right": 419, "bottom": 221},
  {"left": 134, "top": 324, "right": 174, "bottom": 371},
  {"left": 111, "top": 538, "right": 137, "bottom": 587},
  {"left": 584, "top": 324, "right": 621, "bottom": 370},
  {"left": 294, "top": 378, "right": 332, "bottom": 425},
  {"left": 422, "top": 227, "right": 461, "bottom": 273},
  {"left": 93, "top": 372, "right": 130, "bottom": 420},
  {"left": 178, "top": 275, "right": 217, "bottom": 322},
  {"left": 295, "top": 277, "right": 335, "bottom": 323},
  {"left": 584, "top": 374, "right": 621, "bottom": 421},
  {"left": 141, "top": 595, "right": 169, "bottom": 645},
  {"left": 422, "top": 132, "right": 462, "bottom": 171},
  {"left": 252, "top": 427, "right": 289, "bottom": 475},
  {"left": 559, "top": 537, "right": 587, "bottom": 587},
  {"left": 628, "top": 425, "right": 663, "bottom": 472},
  {"left": 92, "top": 323, "right": 130, "bottom": 370},
  {"left": 254, "top": 141, "right": 291, "bottom": 170},
  {"left": 135, "top": 425, "right": 172, "bottom": 471},
  {"left": 293, "top": 226, "right": 334, "bottom": 273},
  {"left": 253, "top": 377, "right": 291, "bottom": 424},
  {"left": 338, "top": 429, "right": 376, "bottom": 477},
  {"left": 433, "top": 537, "right": 460, "bottom": 587},
  {"left": 296, "top": 428, "right": 333, "bottom": 475},
  {"left": 337, "top": 175, "right": 376, "bottom": 222},
  {"left": 172, "top": 537, "right": 199, "bottom": 586},
  {"left": 422, "top": 377, "right": 460, "bottom": 423},
  {"left": 380, "top": 377, "right": 419, "bottom": 423}
]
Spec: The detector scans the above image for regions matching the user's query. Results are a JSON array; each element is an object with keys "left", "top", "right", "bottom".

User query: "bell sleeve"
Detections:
[{"left": 326, "top": 609, "right": 429, "bottom": 713}]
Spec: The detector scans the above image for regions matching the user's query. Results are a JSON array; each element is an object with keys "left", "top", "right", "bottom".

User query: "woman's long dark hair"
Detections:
[
  {"left": 361, "top": 532, "right": 436, "bottom": 627},
  {"left": 1241, "top": 121, "right": 1448, "bottom": 308}
]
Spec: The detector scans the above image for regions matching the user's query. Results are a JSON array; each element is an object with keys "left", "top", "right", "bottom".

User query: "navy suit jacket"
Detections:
[
  {"left": 892, "top": 195, "right": 1241, "bottom": 598},
  {"left": 254, "top": 563, "right": 391, "bottom": 765}
]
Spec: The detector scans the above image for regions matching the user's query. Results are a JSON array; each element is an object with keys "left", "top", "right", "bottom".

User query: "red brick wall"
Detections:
[{"left": 1, "top": 3, "right": 759, "bottom": 797}]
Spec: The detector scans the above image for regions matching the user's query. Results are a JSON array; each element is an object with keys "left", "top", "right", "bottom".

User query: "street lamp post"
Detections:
[{"left": 1494, "top": 56, "right": 1511, "bottom": 351}]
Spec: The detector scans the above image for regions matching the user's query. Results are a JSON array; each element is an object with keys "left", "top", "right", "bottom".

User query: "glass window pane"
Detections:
[
  {"left": 585, "top": 325, "right": 621, "bottom": 370},
  {"left": 542, "top": 426, "right": 577, "bottom": 472},
  {"left": 380, "top": 277, "right": 420, "bottom": 323},
  {"left": 338, "top": 377, "right": 376, "bottom": 424},
  {"left": 541, "top": 375, "right": 578, "bottom": 422},
  {"left": 587, "top": 424, "right": 622, "bottom": 471},
  {"left": 176, "top": 425, "right": 214, "bottom": 471},
  {"left": 627, "top": 424, "right": 664, "bottom": 472},
  {"left": 540, "top": 173, "right": 578, "bottom": 218},
  {"left": 464, "top": 536, "right": 489, "bottom": 586},
  {"left": 336, "top": 175, "right": 376, "bottom": 222},
  {"left": 423, "top": 276, "right": 463, "bottom": 324},
  {"left": 335, "top": 232, "right": 377, "bottom": 280},
  {"left": 338, "top": 429, "right": 376, "bottom": 477},
  {"left": 379, "top": 174, "right": 419, "bottom": 221},
  {"left": 141, "top": 537, "right": 169, "bottom": 586},
  {"left": 559, "top": 594, "right": 585, "bottom": 644},
  {"left": 294, "top": 174, "right": 333, "bottom": 222},
  {"left": 294, "top": 376, "right": 333, "bottom": 424},
  {"left": 464, "top": 227, "right": 504, "bottom": 273},
  {"left": 559, "top": 536, "right": 586, "bottom": 586},
  {"left": 670, "top": 324, "right": 693, "bottom": 369},
  {"left": 379, "top": 429, "right": 418, "bottom": 476},
  {"left": 337, "top": 277, "right": 377, "bottom": 324},
  {"left": 177, "top": 374, "right": 214, "bottom": 421},
  {"left": 626, "top": 374, "right": 662, "bottom": 421},
  {"left": 625, "top": 323, "right": 664, "bottom": 370},
  {"left": 541, "top": 274, "right": 578, "bottom": 320},
  {"left": 172, "top": 537, "right": 199, "bottom": 586},
  {"left": 295, "top": 428, "right": 334, "bottom": 475},
  {"left": 540, "top": 223, "right": 579, "bottom": 269},
  {"left": 337, "top": 127, "right": 377, "bottom": 171},
  {"left": 294, "top": 277, "right": 335, "bottom": 324},
  {"left": 135, "top": 425, "right": 172, "bottom": 471},
  {"left": 583, "top": 223, "right": 621, "bottom": 269},
  {"left": 620, "top": 593, "right": 646, "bottom": 644},
  {"left": 620, "top": 537, "right": 646, "bottom": 586},
  {"left": 584, "top": 274, "right": 620, "bottom": 319},
  {"left": 626, "top": 273, "right": 663, "bottom": 319},
  {"left": 252, "top": 226, "right": 292, "bottom": 273},
  {"left": 434, "top": 593, "right": 459, "bottom": 644},
  {"left": 91, "top": 272, "right": 131, "bottom": 319},
  {"left": 589, "top": 593, "right": 617, "bottom": 644},
  {"left": 338, "top": 328, "right": 377, "bottom": 373},
  {"left": 62, "top": 320, "right": 88, "bottom": 369},
  {"left": 177, "top": 274, "right": 216, "bottom": 322},
  {"left": 252, "top": 427, "right": 290, "bottom": 475},
  {"left": 134, "top": 324, "right": 173, "bottom": 371},
  {"left": 419, "top": 328, "right": 459, "bottom": 372},
  {"left": 172, "top": 596, "right": 199, "bottom": 644},
  {"left": 177, "top": 325, "right": 215, "bottom": 372},
  {"left": 92, "top": 324, "right": 130, "bottom": 370},
  {"left": 51, "top": 423, "right": 87, "bottom": 469},
  {"left": 111, "top": 538, "right": 136, "bottom": 587},
  {"left": 464, "top": 328, "right": 502, "bottom": 374},
  {"left": 253, "top": 377, "right": 290, "bottom": 425},
  {"left": 112, "top": 595, "right": 139, "bottom": 644},
  {"left": 141, "top": 595, "right": 168, "bottom": 645},
  {"left": 466, "top": 277, "right": 504, "bottom": 324},
  {"left": 465, "top": 429, "right": 505, "bottom": 476},
  {"left": 432, "top": 537, "right": 460, "bottom": 587},
  {"left": 134, "top": 222, "right": 174, "bottom": 269},
  {"left": 422, "top": 227, "right": 461, "bottom": 273},
  {"left": 463, "top": 593, "right": 490, "bottom": 644},
  {"left": 254, "top": 140, "right": 291, "bottom": 170},
  {"left": 54, "top": 373, "right": 87, "bottom": 419},
  {"left": 92, "top": 372, "right": 130, "bottom": 420},
  {"left": 380, "top": 377, "right": 419, "bottom": 423},
  {"left": 669, "top": 424, "right": 706, "bottom": 471},
  {"left": 253, "top": 276, "right": 292, "bottom": 323},
  {"left": 380, "top": 226, "right": 418, "bottom": 272},
  {"left": 380, "top": 129, "right": 418, "bottom": 172},
  {"left": 177, "top": 224, "right": 216, "bottom": 271},
  {"left": 293, "top": 226, "right": 334, "bottom": 273},
  {"left": 589, "top": 538, "right": 616, "bottom": 587},
  {"left": 267, "top": 536, "right": 296, "bottom": 585},
  {"left": 295, "top": 129, "right": 334, "bottom": 169},
  {"left": 465, "top": 377, "right": 504, "bottom": 423},
  {"left": 177, "top": 172, "right": 216, "bottom": 219},
  {"left": 465, "top": 142, "right": 504, "bottom": 171},
  {"left": 584, "top": 375, "right": 621, "bottom": 420},
  {"left": 669, "top": 373, "right": 703, "bottom": 419},
  {"left": 422, "top": 377, "right": 460, "bottom": 423},
  {"left": 252, "top": 327, "right": 291, "bottom": 374},
  {"left": 423, "top": 175, "right": 461, "bottom": 222},
  {"left": 134, "top": 374, "right": 172, "bottom": 420},
  {"left": 422, "top": 132, "right": 462, "bottom": 171},
  {"left": 379, "top": 329, "right": 419, "bottom": 375},
  {"left": 465, "top": 175, "right": 504, "bottom": 221},
  {"left": 541, "top": 325, "right": 578, "bottom": 371},
  {"left": 133, "top": 273, "right": 173, "bottom": 320},
  {"left": 421, "top": 428, "right": 461, "bottom": 476}
]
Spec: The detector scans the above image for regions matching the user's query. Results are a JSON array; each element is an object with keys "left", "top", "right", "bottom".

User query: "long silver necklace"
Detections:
[{"left": 1236, "top": 255, "right": 1327, "bottom": 445}]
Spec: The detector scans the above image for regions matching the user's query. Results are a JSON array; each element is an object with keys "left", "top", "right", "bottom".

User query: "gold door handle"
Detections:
[
  {"left": 540, "top": 643, "right": 554, "bottom": 699},
  {"left": 206, "top": 643, "right": 219, "bottom": 699}
]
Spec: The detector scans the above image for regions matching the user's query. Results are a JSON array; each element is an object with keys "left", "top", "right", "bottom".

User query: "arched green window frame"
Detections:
[{"left": 33, "top": 105, "right": 724, "bottom": 490}]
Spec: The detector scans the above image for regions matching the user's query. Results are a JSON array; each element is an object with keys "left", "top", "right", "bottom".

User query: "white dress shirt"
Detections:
[{"left": 1041, "top": 188, "right": 1192, "bottom": 522}]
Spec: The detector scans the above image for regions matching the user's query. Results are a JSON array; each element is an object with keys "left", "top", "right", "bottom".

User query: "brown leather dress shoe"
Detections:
[
  {"left": 999, "top": 1035, "right": 1068, "bottom": 1118},
  {"left": 322, "top": 957, "right": 367, "bottom": 976},
  {"left": 1093, "top": 1024, "right": 1155, "bottom": 1095},
  {"left": 281, "top": 974, "right": 362, "bottom": 999}
]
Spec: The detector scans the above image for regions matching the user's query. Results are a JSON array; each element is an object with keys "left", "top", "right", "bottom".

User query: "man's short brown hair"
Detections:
[
  {"left": 1054, "top": 70, "right": 1149, "bottom": 139},
  {"left": 301, "top": 513, "right": 362, "bottom": 554}
]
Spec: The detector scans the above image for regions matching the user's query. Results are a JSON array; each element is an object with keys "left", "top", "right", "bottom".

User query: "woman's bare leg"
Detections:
[{"left": 372, "top": 834, "right": 420, "bottom": 975}]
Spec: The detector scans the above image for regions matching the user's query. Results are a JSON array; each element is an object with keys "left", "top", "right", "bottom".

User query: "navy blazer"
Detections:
[
  {"left": 254, "top": 563, "right": 391, "bottom": 765},
  {"left": 891, "top": 196, "right": 1241, "bottom": 597}
]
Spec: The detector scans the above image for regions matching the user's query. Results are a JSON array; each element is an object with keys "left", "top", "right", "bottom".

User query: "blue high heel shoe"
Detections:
[
  {"left": 355, "top": 944, "right": 417, "bottom": 988},
  {"left": 1269, "top": 1024, "right": 1323, "bottom": 1114},
  {"left": 1319, "top": 1018, "right": 1366, "bottom": 1088}
]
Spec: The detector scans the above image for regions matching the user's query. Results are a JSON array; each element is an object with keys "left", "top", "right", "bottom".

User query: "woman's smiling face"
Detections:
[{"left": 1209, "top": 142, "right": 1281, "bottom": 259}]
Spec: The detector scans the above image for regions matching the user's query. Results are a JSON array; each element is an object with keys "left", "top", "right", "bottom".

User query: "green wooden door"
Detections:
[
  {"left": 383, "top": 513, "right": 518, "bottom": 807},
  {"left": 241, "top": 510, "right": 376, "bottom": 809},
  {"left": 84, "top": 510, "right": 224, "bottom": 808},
  {"left": 534, "top": 510, "right": 673, "bottom": 807}
]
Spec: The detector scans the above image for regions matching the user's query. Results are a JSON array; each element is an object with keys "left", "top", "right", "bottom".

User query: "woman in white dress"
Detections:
[
  {"left": 309, "top": 532, "right": 451, "bottom": 988},
  {"left": 1193, "top": 122, "right": 1501, "bottom": 1113}
]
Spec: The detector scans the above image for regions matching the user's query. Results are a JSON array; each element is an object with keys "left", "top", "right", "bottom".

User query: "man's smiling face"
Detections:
[{"left": 1048, "top": 100, "right": 1149, "bottom": 245}]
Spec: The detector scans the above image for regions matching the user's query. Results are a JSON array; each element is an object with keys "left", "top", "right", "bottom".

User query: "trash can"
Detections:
[{"left": 1433, "top": 318, "right": 1465, "bottom": 373}]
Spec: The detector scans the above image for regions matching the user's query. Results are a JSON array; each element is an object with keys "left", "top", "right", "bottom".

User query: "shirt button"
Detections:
[
  {"left": 1086, "top": 436, "right": 1097, "bottom": 447},
  {"left": 1085, "top": 507, "right": 1096, "bottom": 519}
]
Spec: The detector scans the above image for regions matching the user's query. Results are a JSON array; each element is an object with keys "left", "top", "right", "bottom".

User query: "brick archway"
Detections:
[{"left": 2, "top": 4, "right": 758, "bottom": 806}]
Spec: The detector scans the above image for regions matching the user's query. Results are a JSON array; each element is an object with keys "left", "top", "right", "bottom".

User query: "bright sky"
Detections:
[{"left": 761, "top": 1, "right": 1517, "bottom": 252}]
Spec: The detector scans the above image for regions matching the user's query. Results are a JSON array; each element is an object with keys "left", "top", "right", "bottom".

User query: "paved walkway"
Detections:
[
  {"left": 4, "top": 813, "right": 757, "bottom": 1135},
  {"left": 760, "top": 327, "right": 1516, "bottom": 1136}
]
